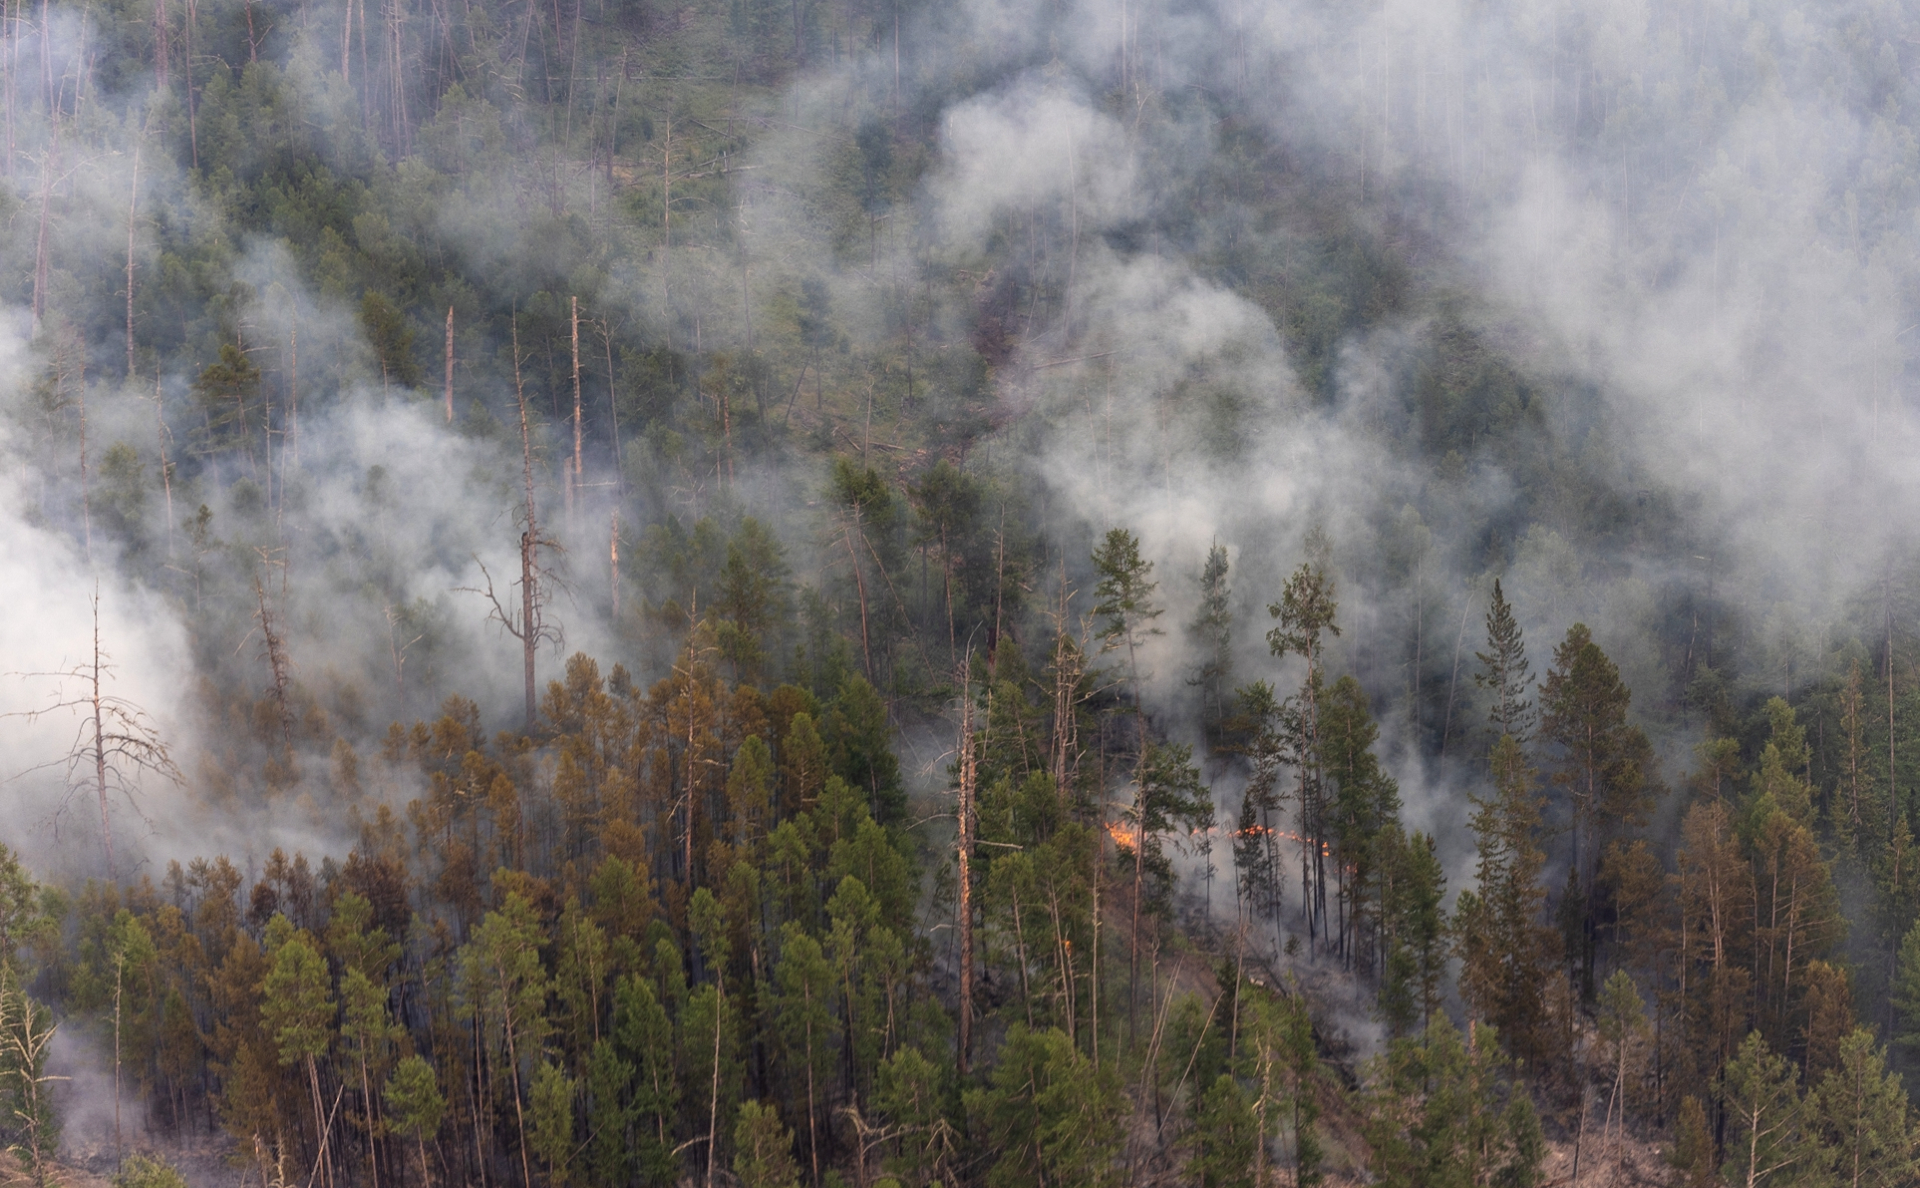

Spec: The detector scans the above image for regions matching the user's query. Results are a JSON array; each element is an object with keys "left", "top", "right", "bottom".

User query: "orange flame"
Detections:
[{"left": 1102, "top": 821, "right": 1330, "bottom": 858}]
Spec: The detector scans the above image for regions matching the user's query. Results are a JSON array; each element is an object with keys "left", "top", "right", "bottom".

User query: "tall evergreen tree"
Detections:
[
  {"left": 1809, "top": 1028, "right": 1919, "bottom": 1188},
  {"left": 1474, "top": 579, "right": 1535, "bottom": 749},
  {"left": 1718, "top": 1030, "right": 1821, "bottom": 1188},
  {"left": 1188, "top": 542, "right": 1234, "bottom": 741},
  {"left": 1538, "top": 623, "right": 1657, "bottom": 989},
  {"left": 1452, "top": 735, "right": 1554, "bottom": 1061},
  {"left": 1268, "top": 541, "right": 1341, "bottom": 950}
]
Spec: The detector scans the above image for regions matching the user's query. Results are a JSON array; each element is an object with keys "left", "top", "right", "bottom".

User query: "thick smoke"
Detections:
[{"left": 0, "top": 0, "right": 1913, "bottom": 906}]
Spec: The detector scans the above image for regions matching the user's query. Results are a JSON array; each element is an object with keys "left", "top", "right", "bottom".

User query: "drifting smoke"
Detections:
[{"left": 0, "top": 0, "right": 1911, "bottom": 912}]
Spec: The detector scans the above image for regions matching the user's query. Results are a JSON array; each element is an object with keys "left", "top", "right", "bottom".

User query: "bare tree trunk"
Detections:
[
  {"left": 308, "top": 1054, "right": 334, "bottom": 1188},
  {"left": 125, "top": 139, "right": 139, "bottom": 379},
  {"left": 705, "top": 982, "right": 722, "bottom": 1188},
  {"left": 569, "top": 295, "right": 582, "bottom": 522},
  {"left": 112, "top": 954, "right": 123, "bottom": 1167},
  {"left": 956, "top": 677, "right": 976, "bottom": 1074},
  {"left": 804, "top": 991, "right": 819, "bottom": 1186},
  {"left": 600, "top": 320, "right": 621, "bottom": 480},
  {"left": 154, "top": 0, "right": 167, "bottom": 86},
  {"left": 501, "top": 1004, "right": 532, "bottom": 1188},
  {"left": 255, "top": 578, "right": 295, "bottom": 753},
  {"left": 844, "top": 519, "right": 873, "bottom": 680},
  {"left": 512, "top": 314, "right": 538, "bottom": 733},
  {"left": 91, "top": 594, "right": 114, "bottom": 877},
  {"left": 287, "top": 319, "right": 298, "bottom": 464},
  {"left": 359, "top": 1045, "right": 381, "bottom": 1188},
  {"left": 443, "top": 306, "right": 454, "bottom": 423},
  {"left": 32, "top": 129, "right": 55, "bottom": 335},
  {"left": 152, "top": 377, "right": 173, "bottom": 559},
  {"left": 76, "top": 342, "right": 92, "bottom": 560},
  {"left": 184, "top": 0, "right": 196, "bottom": 164}
]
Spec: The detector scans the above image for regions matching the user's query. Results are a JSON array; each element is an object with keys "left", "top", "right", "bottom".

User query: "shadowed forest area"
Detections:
[{"left": 4, "top": 0, "right": 1920, "bottom": 1184}]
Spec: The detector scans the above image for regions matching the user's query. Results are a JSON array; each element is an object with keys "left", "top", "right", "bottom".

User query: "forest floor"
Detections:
[
  {"left": 1542, "top": 1132, "right": 1673, "bottom": 1187},
  {"left": 25, "top": 1135, "right": 250, "bottom": 1188}
]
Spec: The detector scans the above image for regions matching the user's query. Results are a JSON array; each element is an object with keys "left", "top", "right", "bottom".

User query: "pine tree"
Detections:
[
  {"left": 1595, "top": 971, "right": 1648, "bottom": 1175},
  {"left": 456, "top": 893, "right": 553, "bottom": 1188},
  {"left": 1453, "top": 735, "right": 1553, "bottom": 1061},
  {"left": 1188, "top": 542, "right": 1234, "bottom": 741},
  {"left": 1189, "top": 1073, "right": 1256, "bottom": 1188},
  {"left": 1381, "top": 830, "right": 1447, "bottom": 1036},
  {"left": 1540, "top": 624, "right": 1656, "bottom": 891},
  {"left": 1474, "top": 579, "right": 1534, "bottom": 748},
  {"left": 1092, "top": 526, "right": 1163, "bottom": 732},
  {"left": 261, "top": 921, "right": 337, "bottom": 1187},
  {"left": 733, "top": 1100, "right": 802, "bottom": 1188},
  {"left": 0, "top": 969, "right": 60, "bottom": 1188},
  {"left": 964, "top": 1025, "right": 1124, "bottom": 1188},
  {"left": 1122, "top": 742, "right": 1211, "bottom": 1035},
  {"left": 1268, "top": 546, "right": 1341, "bottom": 950},
  {"left": 383, "top": 1056, "right": 445, "bottom": 1188},
  {"left": 529, "top": 1060, "right": 577, "bottom": 1186},
  {"left": 610, "top": 974, "right": 678, "bottom": 1184},
  {"left": 1808, "top": 1028, "right": 1919, "bottom": 1188},
  {"left": 770, "top": 922, "right": 835, "bottom": 1184},
  {"left": 1321, "top": 675, "right": 1401, "bottom": 972},
  {"left": 1667, "top": 1096, "right": 1716, "bottom": 1188},
  {"left": 1718, "top": 1030, "right": 1819, "bottom": 1188}
]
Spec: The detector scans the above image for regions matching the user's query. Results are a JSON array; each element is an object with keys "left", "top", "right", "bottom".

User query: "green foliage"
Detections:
[
  {"left": 1666, "top": 1096, "right": 1716, "bottom": 1188},
  {"left": 1717, "top": 1030, "right": 1818, "bottom": 1188},
  {"left": 1473, "top": 579, "right": 1534, "bottom": 748},
  {"left": 529, "top": 1059, "right": 577, "bottom": 1185},
  {"left": 0, "top": 847, "right": 49, "bottom": 972},
  {"left": 260, "top": 924, "right": 333, "bottom": 1066},
  {"left": 1453, "top": 734, "right": 1552, "bottom": 1057},
  {"left": 1189, "top": 1073, "right": 1256, "bottom": 1188},
  {"left": 111, "top": 1153, "right": 190, "bottom": 1188},
  {"left": 0, "top": 970, "right": 60, "bottom": 1188},
  {"left": 1092, "top": 528, "right": 1164, "bottom": 671},
  {"left": 1266, "top": 546, "right": 1340, "bottom": 668},
  {"left": 383, "top": 1055, "right": 447, "bottom": 1141},
  {"left": 966, "top": 1025, "right": 1125, "bottom": 1188},
  {"left": 1362, "top": 1017, "right": 1539, "bottom": 1188},
  {"left": 733, "top": 1100, "right": 801, "bottom": 1188},
  {"left": 1187, "top": 543, "right": 1235, "bottom": 738},
  {"left": 1381, "top": 829, "right": 1448, "bottom": 1036},
  {"left": 1808, "top": 1029, "right": 1919, "bottom": 1187}
]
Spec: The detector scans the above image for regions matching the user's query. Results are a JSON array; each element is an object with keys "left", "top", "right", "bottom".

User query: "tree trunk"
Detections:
[
  {"left": 511, "top": 314, "right": 538, "bottom": 734},
  {"left": 957, "top": 684, "right": 976, "bottom": 1074},
  {"left": 443, "top": 306, "right": 454, "bottom": 423},
  {"left": 501, "top": 999, "right": 532, "bottom": 1188},
  {"left": 706, "top": 984, "right": 722, "bottom": 1188},
  {"left": 569, "top": 295, "right": 582, "bottom": 522},
  {"left": 125, "top": 141, "right": 139, "bottom": 379}
]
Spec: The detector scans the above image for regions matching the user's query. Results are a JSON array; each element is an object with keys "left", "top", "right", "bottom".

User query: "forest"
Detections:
[{"left": 2, "top": 0, "right": 1920, "bottom": 1183}]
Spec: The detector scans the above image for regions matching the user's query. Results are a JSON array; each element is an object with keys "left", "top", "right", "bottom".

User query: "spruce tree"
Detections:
[{"left": 1474, "top": 579, "right": 1534, "bottom": 748}]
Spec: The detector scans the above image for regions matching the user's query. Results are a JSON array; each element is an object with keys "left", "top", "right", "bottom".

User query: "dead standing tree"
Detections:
[
  {"left": 253, "top": 573, "right": 295, "bottom": 755},
  {"left": 6, "top": 591, "right": 182, "bottom": 878},
  {"left": 466, "top": 311, "right": 564, "bottom": 733}
]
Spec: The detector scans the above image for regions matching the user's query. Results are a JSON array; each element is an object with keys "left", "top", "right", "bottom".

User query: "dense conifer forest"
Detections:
[{"left": 4, "top": 0, "right": 1920, "bottom": 1183}]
